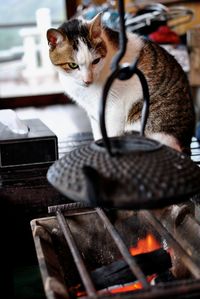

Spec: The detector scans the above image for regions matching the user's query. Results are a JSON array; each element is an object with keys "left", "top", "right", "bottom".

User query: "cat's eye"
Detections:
[
  {"left": 68, "top": 62, "right": 79, "bottom": 69},
  {"left": 92, "top": 58, "right": 101, "bottom": 65}
]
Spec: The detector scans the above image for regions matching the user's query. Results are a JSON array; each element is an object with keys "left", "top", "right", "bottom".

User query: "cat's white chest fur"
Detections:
[
  {"left": 59, "top": 72, "right": 182, "bottom": 152},
  {"left": 59, "top": 70, "right": 143, "bottom": 140}
]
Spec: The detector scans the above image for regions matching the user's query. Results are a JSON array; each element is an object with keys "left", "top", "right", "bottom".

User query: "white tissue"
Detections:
[{"left": 0, "top": 109, "right": 29, "bottom": 135}]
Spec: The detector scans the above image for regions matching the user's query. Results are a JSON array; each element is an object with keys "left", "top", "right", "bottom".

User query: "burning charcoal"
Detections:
[{"left": 91, "top": 248, "right": 172, "bottom": 289}]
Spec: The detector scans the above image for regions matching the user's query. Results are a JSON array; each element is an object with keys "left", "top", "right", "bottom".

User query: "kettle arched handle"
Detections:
[{"left": 99, "top": 62, "right": 150, "bottom": 156}]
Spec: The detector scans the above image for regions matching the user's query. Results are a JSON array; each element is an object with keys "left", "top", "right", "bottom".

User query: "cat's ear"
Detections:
[
  {"left": 47, "top": 28, "right": 65, "bottom": 49},
  {"left": 88, "top": 13, "right": 102, "bottom": 40}
]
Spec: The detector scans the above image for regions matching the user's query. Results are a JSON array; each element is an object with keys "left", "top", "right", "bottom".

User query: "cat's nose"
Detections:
[
  {"left": 83, "top": 79, "right": 92, "bottom": 86},
  {"left": 82, "top": 71, "right": 93, "bottom": 86}
]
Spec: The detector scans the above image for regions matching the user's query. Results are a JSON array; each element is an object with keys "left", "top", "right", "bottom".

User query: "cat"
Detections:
[{"left": 47, "top": 13, "right": 195, "bottom": 154}]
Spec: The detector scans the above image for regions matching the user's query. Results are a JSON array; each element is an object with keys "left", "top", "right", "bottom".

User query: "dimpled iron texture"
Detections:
[{"left": 47, "top": 135, "right": 200, "bottom": 210}]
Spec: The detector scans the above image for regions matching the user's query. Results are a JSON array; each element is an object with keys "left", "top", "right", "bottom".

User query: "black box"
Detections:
[{"left": 0, "top": 118, "right": 58, "bottom": 168}]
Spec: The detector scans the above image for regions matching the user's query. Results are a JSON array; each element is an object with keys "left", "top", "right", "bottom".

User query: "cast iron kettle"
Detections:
[{"left": 47, "top": 0, "right": 200, "bottom": 210}]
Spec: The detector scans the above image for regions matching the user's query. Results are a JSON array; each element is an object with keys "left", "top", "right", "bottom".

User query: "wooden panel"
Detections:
[
  {"left": 0, "top": 93, "right": 69, "bottom": 109},
  {"left": 66, "top": 0, "right": 78, "bottom": 18}
]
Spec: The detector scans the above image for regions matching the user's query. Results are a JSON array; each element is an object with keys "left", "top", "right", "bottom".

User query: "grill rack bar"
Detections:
[
  {"left": 49, "top": 201, "right": 200, "bottom": 297},
  {"left": 56, "top": 209, "right": 97, "bottom": 296},
  {"left": 141, "top": 210, "right": 200, "bottom": 279},
  {"left": 52, "top": 204, "right": 150, "bottom": 294},
  {"left": 96, "top": 207, "right": 150, "bottom": 290}
]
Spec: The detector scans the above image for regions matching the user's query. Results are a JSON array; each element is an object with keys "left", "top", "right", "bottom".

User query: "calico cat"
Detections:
[{"left": 47, "top": 13, "right": 195, "bottom": 153}]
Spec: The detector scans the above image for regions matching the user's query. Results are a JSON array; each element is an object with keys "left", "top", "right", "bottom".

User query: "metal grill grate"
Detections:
[{"left": 32, "top": 197, "right": 200, "bottom": 299}]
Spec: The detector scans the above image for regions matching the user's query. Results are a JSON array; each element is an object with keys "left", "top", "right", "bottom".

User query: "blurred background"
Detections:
[
  {"left": 0, "top": 1, "right": 200, "bottom": 298},
  {"left": 0, "top": 0, "right": 65, "bottom": 98}
]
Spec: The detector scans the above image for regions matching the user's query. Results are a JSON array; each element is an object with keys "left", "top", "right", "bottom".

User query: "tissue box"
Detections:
[{"left": 0, "top": 119, "right": 58, "bottom": 168}]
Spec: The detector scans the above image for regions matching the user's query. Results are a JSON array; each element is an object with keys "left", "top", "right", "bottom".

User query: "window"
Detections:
[{"left": 0, "top": 0, "right": 67, "bottom": 100}]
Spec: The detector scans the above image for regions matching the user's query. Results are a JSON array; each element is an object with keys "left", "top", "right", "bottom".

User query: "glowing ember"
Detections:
[
  {"left": 109, "top": 234, "right": 161, "bottom": 294},
  {"left": 109, "top": 282, "right": 142, "bottom": 293},
  {"left": 109, "top": 275, "right": 157, "bottom": 294},
  {"left": 130, "top": 233, "right": 161, "bottom": 256},
  {"left": 75, "top": 233, "right": 161, "bottom": 297}
]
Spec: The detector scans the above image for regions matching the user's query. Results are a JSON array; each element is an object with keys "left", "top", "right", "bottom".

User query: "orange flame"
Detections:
[
  {"left": 76, "top": 233, "right": 161, "bottom": 297},
  {"left": 130, "top": 233, "right": 161, "bottom": 256},
  {"left": 109, "top": 233, "right": 161, "bottom": 294}
]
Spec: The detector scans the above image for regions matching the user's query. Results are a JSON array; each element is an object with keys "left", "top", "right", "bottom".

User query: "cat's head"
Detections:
[{"left": 47, "top": 13, "right": 107, "bottom": 86}]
